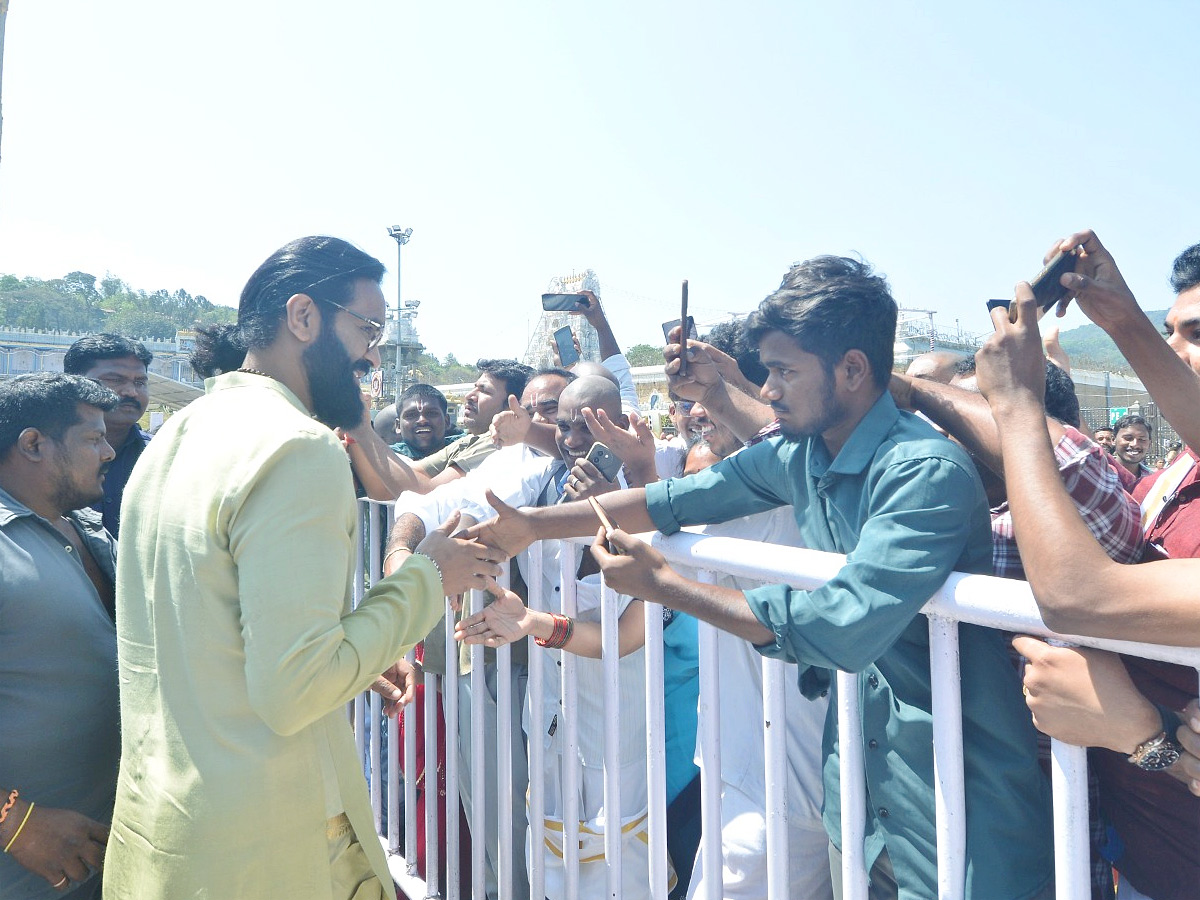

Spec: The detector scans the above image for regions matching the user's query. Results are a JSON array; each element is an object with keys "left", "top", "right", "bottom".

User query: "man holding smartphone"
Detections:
[
  {"left": 974, "top": 232, "right": 1200, "bottom": 900},
  {"left": 468, "top": 256, "right": 1053, "bottom": 900}
]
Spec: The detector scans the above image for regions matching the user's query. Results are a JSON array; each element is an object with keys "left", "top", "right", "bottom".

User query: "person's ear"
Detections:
[
  {"left": 284, "top": 293, "right": 322, "bottom": 344},
  {"left": 15, "top": 427, "right": 47, "bottom": 461},
  {"left": 839, "top": 349, "right": 872, "bottom": 392}
]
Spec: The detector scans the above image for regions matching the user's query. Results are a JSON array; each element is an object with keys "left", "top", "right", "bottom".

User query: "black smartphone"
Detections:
[
  {"left": 584, "top": 441, "right": 622, "bottom": 482},
  {"left": 678, "top": 280, "right": 690, "bottom": 375},
  {"left": 1030, "top": 249, "right": 1077, "bottom": 311},
  {"left": 542, "top": 293, "right": 586, "bottom": 312},
  {"left": 661, "top": 318, "right": 699, "bottom": 343},
  {"left": 986, "top": 247, "right": 1080, "bottom": 322},
  {"left": 553, "top": 325, "right": 579, "bottom": 367}
]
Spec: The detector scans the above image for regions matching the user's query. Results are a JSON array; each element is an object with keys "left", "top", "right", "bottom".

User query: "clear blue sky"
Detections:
[{"left": 1, "top": 1, "right": 1196, "bottom": 362}]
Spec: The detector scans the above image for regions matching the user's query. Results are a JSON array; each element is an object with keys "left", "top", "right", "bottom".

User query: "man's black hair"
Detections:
[
  {"left": 1043, "top": 362, "right": 1081, "bottom": 428},
  {"left": 1170, "top": 243, "right": 1200, "bottom": 294},
  {"left": 0, "top": 373, "right": 119, "bottom": 458},
  {"left": 1113, "top": 412, "right": 1152, "bottom": 437},
  {"left": 534, "top": 366, "right": 578, "bottom": 383},
  {"left": 237, "top": 236, "right": 386, "bottom": 349},
  {"left": 399, "top": 383, "right": 449, "bottom": 415},
  {"left": 745, "top": 256, "right": 897, "bottom": 389},
  {"left": 1093, "top": 423, "right": 1115, "bottom": 433},
  {"left": 704, "top": 319, "right": 768, "bottom": 388},
  {"left": 477, "top": 359, "right": 534, "bottom": 401},
  {"left": 63, "top": 333, "right": 153, "bottom": 374},
  {"left": 190, "top": 324, "right": 248, "bottom": 378},
  {"left": 954, "top": 356, "right": 978, "bottom": 377}
]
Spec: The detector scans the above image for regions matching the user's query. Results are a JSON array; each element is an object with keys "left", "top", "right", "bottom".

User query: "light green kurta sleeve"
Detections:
[
  {"left": 232, "top": 433, "right": 443, "bottom": 736},
  {"left": 105, "top": 376, "right": 446, "bottom": 900}
]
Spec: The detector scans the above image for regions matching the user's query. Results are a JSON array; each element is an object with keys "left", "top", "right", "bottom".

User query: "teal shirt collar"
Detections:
[{"left": 808, "top": 390, "right": 897, "bottom": 478}]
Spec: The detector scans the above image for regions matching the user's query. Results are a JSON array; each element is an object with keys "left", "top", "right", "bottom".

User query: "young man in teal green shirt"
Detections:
[{"left": 468, "top": 256, "right": 1053, "bottom": 900}]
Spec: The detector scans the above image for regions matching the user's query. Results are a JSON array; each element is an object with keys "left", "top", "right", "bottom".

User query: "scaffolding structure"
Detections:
[
  {"left": 893, "top": 308, "right": 986, "bottom": 367},
  {"left": 522, "top": 269, "right": 603, "bottom": 369}
]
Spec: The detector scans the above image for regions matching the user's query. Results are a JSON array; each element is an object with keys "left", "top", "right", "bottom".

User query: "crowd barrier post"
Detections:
[
  {"left": 643, "top": 598, "right": 670, "bottom": 900},
  {"left": 357, "top": 500, "right": 1200, "bottom": 900}
]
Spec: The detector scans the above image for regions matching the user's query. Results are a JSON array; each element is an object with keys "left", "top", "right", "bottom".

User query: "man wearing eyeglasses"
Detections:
[
  {"left": 101, "top": 236, "right": 503, "bottom": 900},
  {"left": 64, "top": 334, "right": 153, "bottom": 537}
]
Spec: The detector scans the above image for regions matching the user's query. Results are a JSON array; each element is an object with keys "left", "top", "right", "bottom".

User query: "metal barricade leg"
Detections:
[
  {"left": 836, "top": 670, "right": 868, "bottom": 900},
  {"left": 644, "top": 599, "right": 669, "bottom": 900},
  {"left": 928, "top": 615, "right": 966, "bottom": 900},
  {"left": 526, "top": 544, "right": 547, "bottom": 900},
  {"left": 559, "top": 545, "right": 581, "bottom": 900},
  {"left": 1051, "top": 739, "right": 1091, "bottom": 900},
  {"left": 762, "top": 657, "right": 790, "bottom": 900},
  {"left": 695, "top": 585, "right": 724, "bottom": 900},
  {"left": 444, "top": 604, "right": 460, "bottom": 900}
]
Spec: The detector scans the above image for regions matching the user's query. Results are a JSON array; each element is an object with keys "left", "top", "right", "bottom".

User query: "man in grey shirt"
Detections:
[{"left": 0, "top": 373, "right": 121, "bottom": 900}]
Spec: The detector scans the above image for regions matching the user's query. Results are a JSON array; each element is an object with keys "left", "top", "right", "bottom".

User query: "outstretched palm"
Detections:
[
  {"left": 456, "top": 587, "right": 531, "bottom": 647},
  {"left": 463, "top": 491, "right": 538, "bottom": 558}
]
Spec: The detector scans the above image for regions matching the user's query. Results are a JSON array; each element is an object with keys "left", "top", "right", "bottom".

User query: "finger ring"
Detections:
[{"left": 53, "top": 876, "right": 69, "bottom": 889}]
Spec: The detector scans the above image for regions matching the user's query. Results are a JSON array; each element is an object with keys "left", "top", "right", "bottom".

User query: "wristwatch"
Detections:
[{"left": 1127, "top": 704, "right": 1184, "bottom": 771}]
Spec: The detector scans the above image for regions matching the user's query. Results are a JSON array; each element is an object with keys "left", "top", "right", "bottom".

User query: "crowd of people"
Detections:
[{"left": 1, "top": 229, "right": 1198, "bottom": 900}]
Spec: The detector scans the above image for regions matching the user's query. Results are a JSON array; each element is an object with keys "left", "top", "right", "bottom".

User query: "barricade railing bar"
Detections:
[{"left": 354, "top": 500, "right": 1200, "bottom": 900}]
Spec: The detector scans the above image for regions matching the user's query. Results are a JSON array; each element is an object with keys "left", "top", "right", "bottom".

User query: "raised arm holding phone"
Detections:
[
  {"left": 662, "top": 329, "right": 774, "bottom": 442},
  {"left": 976, "top": 262, "right": 1200, "bottom": 645}
]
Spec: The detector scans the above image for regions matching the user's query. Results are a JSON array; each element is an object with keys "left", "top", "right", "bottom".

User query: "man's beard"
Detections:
[
  {"left": 303, "top": 327, "right": 367, "bottom": 431},
  {"left": 51, "top": 463, "right": 108, "bottom": 512},
  {"left": 775, "top": 372, "right": 844, "bottom": 442}
]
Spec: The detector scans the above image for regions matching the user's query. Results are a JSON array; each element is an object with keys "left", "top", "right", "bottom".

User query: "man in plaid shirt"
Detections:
[
  {"left": 892, "top": 356, "right": 1143, "bottom": 900},
  {"left": 892, "top": 358, "right": 1142, "bottom": 577}
]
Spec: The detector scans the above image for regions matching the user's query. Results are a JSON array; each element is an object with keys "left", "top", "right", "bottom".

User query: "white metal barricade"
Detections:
[{"left": 353, "top": 499, "right": 1200, "bottom": 900}]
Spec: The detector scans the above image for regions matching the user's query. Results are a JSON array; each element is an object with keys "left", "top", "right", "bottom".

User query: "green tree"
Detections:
[
  {"left": 625, "top": 343, "right": 663, "bottom": 367},
  {"left": 101, "top": 274, "right": 125, "bottom": 299},
  {"left": 0, "top": 270, "right": 237, "bottom": 337}
]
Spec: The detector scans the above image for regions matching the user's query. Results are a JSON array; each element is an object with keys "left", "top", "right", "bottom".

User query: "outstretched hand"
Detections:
[
  {"left": 975, "top": 282, "right": 1047, "bottom": 413},
  {"left": 415, "top": 511, "right": 505, "bottom": 596},
  {"left": 454, "top": 583, "right": 532, "bottom": 647},
  {"left": 371, "top": 657, "right": 422, "bottom": 716},
  {"left": 461, "top": 491, "right": 539, "bottom": 559},
  {"left": 589, "top": 527, "right": 672, "bottom": 602}
]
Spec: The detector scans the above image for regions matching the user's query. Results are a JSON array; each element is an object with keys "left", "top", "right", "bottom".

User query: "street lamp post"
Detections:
[{"left": 386, "top": 226, "right": 412, "bottom": 404}]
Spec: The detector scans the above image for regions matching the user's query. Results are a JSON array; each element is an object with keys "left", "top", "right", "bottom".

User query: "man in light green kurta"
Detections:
[{"left": 103, "top": 237, "right": 500, "bottom": 900}]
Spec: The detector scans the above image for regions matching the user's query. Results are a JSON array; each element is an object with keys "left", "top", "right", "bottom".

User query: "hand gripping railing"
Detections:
[{"left": 353, "top": 500, "right": 1200, "bottom": 900}]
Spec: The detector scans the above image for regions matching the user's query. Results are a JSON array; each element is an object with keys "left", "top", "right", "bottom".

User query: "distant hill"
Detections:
[
  {"left": 1056, "top": 309, "right": 1169, "bottom": 374},
  {"left": 0, "top": 271, "right": 235, "bottom": 339}
]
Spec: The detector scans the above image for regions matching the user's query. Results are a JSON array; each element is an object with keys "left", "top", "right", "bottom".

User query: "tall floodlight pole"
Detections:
[
  {"left": 0, "top": 0, "right": 10, "bottom": 175},
  {"left": 386, "top": 226, "right": 413, "bottom": 404}
]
